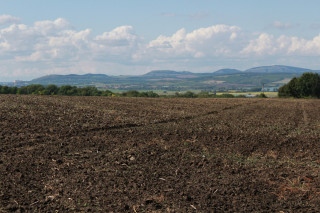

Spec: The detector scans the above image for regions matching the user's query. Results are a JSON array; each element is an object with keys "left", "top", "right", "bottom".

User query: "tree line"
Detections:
[
  {"left": 1, "top": 72, "right": 319, "bottom": 98},
  {"left": 0, "top": 84, "right": 109, "bottom": 96},
  {"left": 278, "top": 72, "right": 320, "bottom": 98},
  {"left": 0, "top": 84, "right": 246, "bottom": 98},
  {"left": 0, "top": 84, "right": 161, "bottom": 97}
]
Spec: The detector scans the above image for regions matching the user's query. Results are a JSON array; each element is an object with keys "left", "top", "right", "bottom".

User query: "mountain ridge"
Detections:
[
  {"left": 27, "top": 65, "right": 320, "bottom": 91},
  {"left": 244, "top": 65, "right": 313, "bottom": 73},
  {"left": 31, "top": 65, "right": 319, "bottom": 81}
]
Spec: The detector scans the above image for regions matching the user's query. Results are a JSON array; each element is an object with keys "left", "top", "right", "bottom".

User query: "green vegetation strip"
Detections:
[
  {"left": 2, "top": 71, "right": 319, "bottom": 98},
  {"left": 0, "top": 84, "right": 269, "bottom": 98}
]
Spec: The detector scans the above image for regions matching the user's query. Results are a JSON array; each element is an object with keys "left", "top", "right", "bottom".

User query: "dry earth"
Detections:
[{"left": 1, "top": 95, "right": 320, "bottom": 212}]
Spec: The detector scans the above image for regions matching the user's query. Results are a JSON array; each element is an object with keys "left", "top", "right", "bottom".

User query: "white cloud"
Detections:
[
  {"left": 33, "top": 18, "right": 71, "bottom": 35},
  {"left": 1, "top": 15, "right": 320, "bottom": 81},
  {"left": 0, "top": 19, "right": 138, "bottom": 62},
  {"left": 0, "top": 14, "right": 21, "bottom": 25},
  {"left": 95, "top": 26, "right": 137, "bottom": 46},
  {"left": 242, "top": 33, "right": 320, "bottom": 56},
  {"left": 0, "top": 24, "right": 37, "bottom": 54},
  {"left": 16, "top": 29, "right": 92, "bottom": 62},
  {"left": 284, "top": 34, "right": 320, "bottom": 55},
  {"left": 241, "top": 33, "right": 277, "bottom": 55},
  {"left": 142, "top": 25, "right": 242, "bottom": 60},
  {"left": 92, "top": 26, "right": 140, "bottom": 60}
]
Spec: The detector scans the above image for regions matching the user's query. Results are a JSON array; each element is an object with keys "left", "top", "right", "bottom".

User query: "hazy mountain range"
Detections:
[{"left": 13, "top": 65, "right": 320, "bottom": 91}]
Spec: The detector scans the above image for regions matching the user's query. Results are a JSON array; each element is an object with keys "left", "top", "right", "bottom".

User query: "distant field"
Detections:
[
  {"left": 1, "top": 95, "right": 320, "bottom": 212},
  {"left": 273, "top": 78, "right": 292, "bottom": 84},
  {"left": 219, "top": 91, "right": 278, "bottom": 97},
  {"left": 107, "top": 89, "right": 203, "bottom": 95},
  {"left": 107, "top": 89, "right": 279, "bottom": 97}
]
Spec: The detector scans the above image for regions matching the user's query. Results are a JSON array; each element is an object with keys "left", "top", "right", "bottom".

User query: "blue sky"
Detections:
[{"left": 1, "top": 0, "right": 320, "bottom": 81}]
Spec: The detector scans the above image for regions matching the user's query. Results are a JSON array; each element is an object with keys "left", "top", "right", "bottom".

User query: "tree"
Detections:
[
  {"left": 197, "top": 91, "right": 210, "bottom": 98},
  {"left": 298, "top": 72, "right": 320, "bottom": 98},
  {"left": 44, "top": 84, "right": 59, "bottom": 95},
  {"left": 58, "top": 85, "right": 78, "bottom": 96},
  {"left": 78, "top": 87, "right": 101, "bottom": 96},
  {"left": 219, "top": 93, "right": 234, "bottom": 98},
  {"left": 258, "top": 93, "right": 267, "bottom": 98},
  {"left": 0, "top": 86, "right": 18, "bottom": 94},
  {"left": 23, "top": 85, "right": 45, "bottom": 94},
  {"left": 101, "top": 90, "right": 113, "bottom": 96},
  {"left": 146, "top": 91, "right": 159, "bottom": 97},
  {"left": 278, "top": 72, "right": 320, "bottom": 98},
  {"left": 278, "top": 77, "right": 300, "bottom": 98},
  {"left": 0, "top": 86, "right": 9, "bottom": 94},
  {"left": 9, "top": 87, "right": 18, "bottom": 94},
  {"left": 122, "top": 90, "right": 140, "bottom": 97},
  {"left": 17, "top": 86, "right": 28, "bottom": 94},
  {"left": 182, "top": 91, "right": 196, "bottom": 98}
]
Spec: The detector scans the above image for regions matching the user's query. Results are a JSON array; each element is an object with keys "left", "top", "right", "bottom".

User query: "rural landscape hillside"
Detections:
[
  {"left": 24, "top": 65, "right": 320, "bottom": 91},
  {"left": 2, "top": 1, "right": 320, "bottom": 212}
]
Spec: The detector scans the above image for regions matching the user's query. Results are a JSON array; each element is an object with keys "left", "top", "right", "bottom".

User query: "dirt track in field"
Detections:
[{"left": 1, "top": 95, "right": 320, "bottom": 212}]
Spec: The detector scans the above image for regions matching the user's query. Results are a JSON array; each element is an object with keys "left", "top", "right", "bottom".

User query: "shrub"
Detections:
[{"left": 258, "top": 93, "right": 267, "bottom": 98}]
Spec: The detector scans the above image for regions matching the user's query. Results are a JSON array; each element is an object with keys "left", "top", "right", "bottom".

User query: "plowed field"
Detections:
[{"left": 1, "top": 95, "right": 320, "bottom": 212}]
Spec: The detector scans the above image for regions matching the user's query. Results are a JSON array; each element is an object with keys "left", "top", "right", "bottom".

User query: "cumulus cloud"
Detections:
[
  {"left": 284, "top": 34, "right": 320, "bottom": 55},
  {"left": 0, "top": 14, "right": 21, "bottom": 25},
  {"left": 92, "top": 26, "right": 140, "bottom": 61},
  {"left": 0, "top": 18, "right": 140, "bottom": 63},
  {"left": 1, "top": 15, "right": 320, "bottom": 81},
  {"left": 241, "top": 33, "right": 320, "bottom": 56},
  {"left": 241, "top": 33, "right": 277, "bottom": 55},
  {"left": 142, "top": 25, "right": 242, "bottom": 60},
  {"left": 94, "top": 25, "right": 138, "bottom": 54},
  {"left": 33, "top": 18, "right": 71, "bottom": 35},
  {"left": 0, "top": 18, "right": 82, "bottom": 62},
  {"left": 16, "top": 29, "right": 92, "bottom": 62},
  {"left": 0, "top": 24, "right": 38, "bottom": 55},
  {"left": 95, "top": 25, "right": 137, "bottom": 46},
  {"left": 1, "top": 17, "right": 320, "bottom": 63}
]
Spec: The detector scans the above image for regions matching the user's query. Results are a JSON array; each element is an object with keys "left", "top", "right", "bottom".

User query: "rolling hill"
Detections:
[
  {"left": 27, "top": 65, "right": 320, "bottom": 91},
  {"left": 245, "top": 65, "right": 313, "bottom": 73}
]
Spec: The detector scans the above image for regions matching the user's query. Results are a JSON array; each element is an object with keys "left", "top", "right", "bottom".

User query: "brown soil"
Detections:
[{"left": 1, "top": 95, "right": 320, "bottom": 212}]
